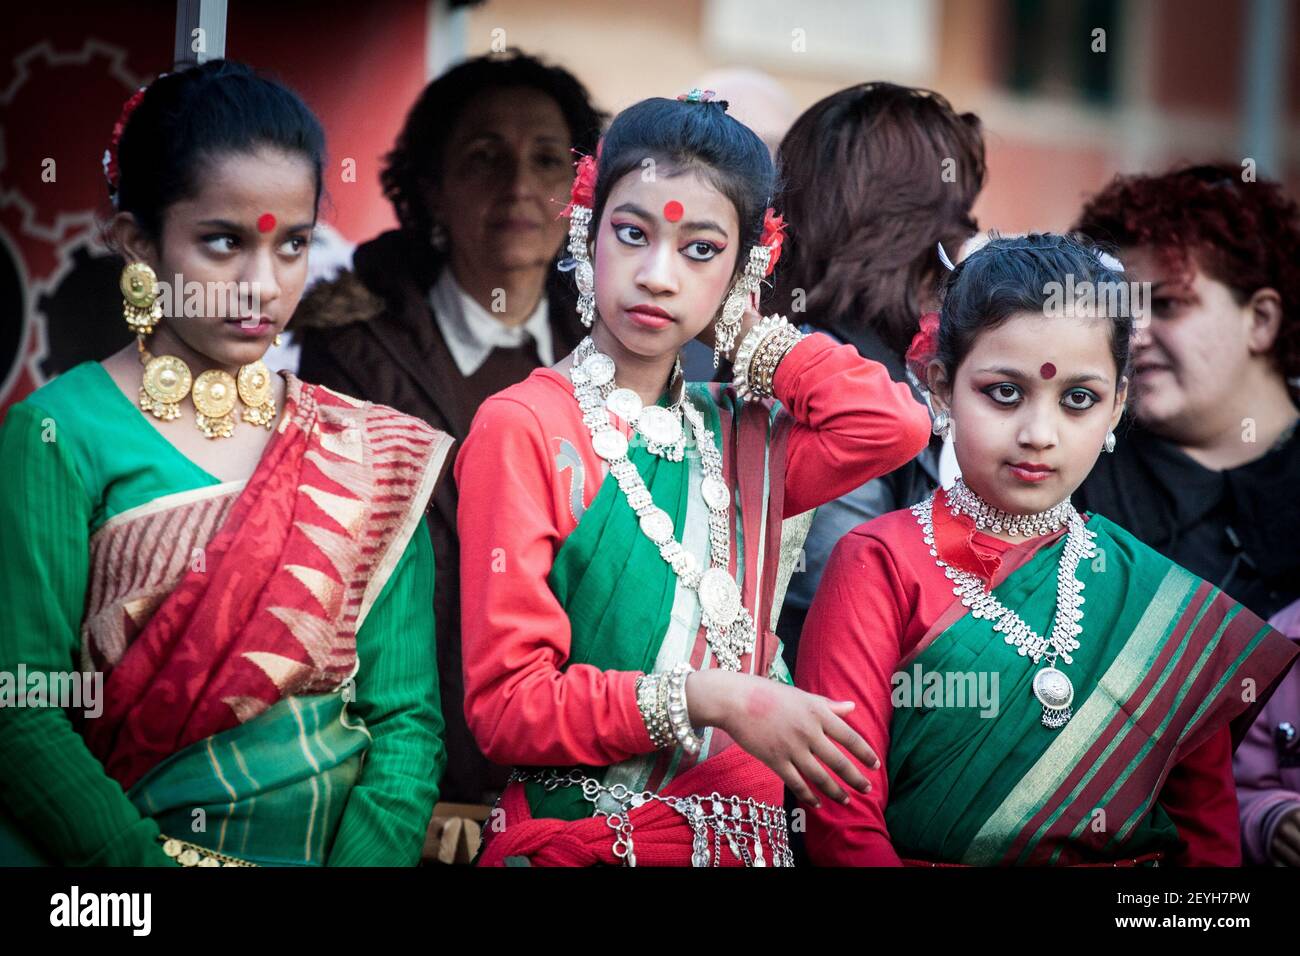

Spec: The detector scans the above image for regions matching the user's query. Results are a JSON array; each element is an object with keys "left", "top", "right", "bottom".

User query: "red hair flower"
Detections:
[
  {"left": 560, "top": 152, "right": 598, "bottom": 219},
  {"left": 760, "top": 208, "right": 786, "bottom": 276},
  {"left": 103, "top": 86, "right": 148, "bottom": 193},
  {"left": 905, "top": 311, "right": 941, "bottom": 381}
]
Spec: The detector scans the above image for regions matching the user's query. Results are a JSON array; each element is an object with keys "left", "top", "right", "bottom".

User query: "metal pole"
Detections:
[
  {"left": 1241, "top": 0, "right": 1287, "bottom": 177},
  {"left": 175, "top": 0, "right": 228, "bottom": 69}
]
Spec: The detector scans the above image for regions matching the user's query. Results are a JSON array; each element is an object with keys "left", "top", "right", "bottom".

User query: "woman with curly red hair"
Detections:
[{"left": 1073, "top": 163, "right": 1300, "bottom": 620}]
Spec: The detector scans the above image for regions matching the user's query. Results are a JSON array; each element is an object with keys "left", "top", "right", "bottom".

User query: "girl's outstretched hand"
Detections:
[{"left": 686, "top": 669, "right": 878, "bottom": 808}]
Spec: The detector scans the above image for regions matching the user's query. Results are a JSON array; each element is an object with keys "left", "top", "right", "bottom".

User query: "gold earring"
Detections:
[
  {"left": 272, "top": 333, "right": 283, "bottom": 347},
  {"left": 121, "top": 262, "right": 162, "bottom": 336},
  {"left": 238, "top": 361, "right": 276, "bottom": 429}
]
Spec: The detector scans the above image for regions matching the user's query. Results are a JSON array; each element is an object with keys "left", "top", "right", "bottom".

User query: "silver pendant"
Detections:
[
  {"left": 699, "top": 567, "right": 741, "bottom": 627},
  {"left": 638, "top": 405, "right": 684, "bottom": 447},
  {"left": 581, "top": 352, "right": 615, "bottom": 387},
  {"left": 592, "top": 429, "right": 628, "bottom": 461},
  {"left": 606, "top": 387, "right": 643, "bottom": 422},
  {"left": 1033, "top": 666, "right": 1074, "bottom": 729},
  {"left": 701, "top": 474, "right": 730, "bottom": 511}
]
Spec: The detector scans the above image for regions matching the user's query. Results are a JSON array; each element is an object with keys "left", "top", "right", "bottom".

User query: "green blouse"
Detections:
[{"left": 0, "top": 362, "right": 444, "bottom": 866}]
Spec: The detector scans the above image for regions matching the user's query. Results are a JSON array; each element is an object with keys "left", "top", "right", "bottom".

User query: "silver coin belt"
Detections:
[
  {"left": 511, "top": 768, "right": 794, "bottom": 867},
  {"left": 570, "top": 340, "right": 756, "bottom": 671}
]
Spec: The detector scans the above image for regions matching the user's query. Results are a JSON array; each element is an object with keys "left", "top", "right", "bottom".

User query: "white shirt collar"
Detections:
[{"left": 429, "top": 270, "right": 553, "bottom": 377}]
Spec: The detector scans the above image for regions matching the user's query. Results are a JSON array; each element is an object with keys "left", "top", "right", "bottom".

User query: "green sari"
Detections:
[
  {"left": 127, "top": 694, "right": 369, "bottom": 866},
  {"left": 886, "top": 513, "right": 1296, "bottom": 866}
]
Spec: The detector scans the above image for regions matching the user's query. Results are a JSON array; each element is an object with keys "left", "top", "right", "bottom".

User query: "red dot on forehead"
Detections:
[
  {"left": 663, "top": 200, "right": 683, "bottom": 222},
  {"left": 257, "top": 213, "right": 276, "bottom": 233},
  {"left": 1040, "top": 362, "right": 1057, "bottom": 380}
]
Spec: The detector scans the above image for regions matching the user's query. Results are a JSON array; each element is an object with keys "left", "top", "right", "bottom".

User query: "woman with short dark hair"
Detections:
[{"left": 768, "top": 83, "right": 986, "bottom": 667}]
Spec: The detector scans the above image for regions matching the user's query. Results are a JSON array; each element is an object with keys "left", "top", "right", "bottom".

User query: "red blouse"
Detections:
[
  {"left": 796, "top": 505, "right": 1241, "bottom": 867},
  {"left": 455, "top": 334, "right": 932, "bottom": 770}
]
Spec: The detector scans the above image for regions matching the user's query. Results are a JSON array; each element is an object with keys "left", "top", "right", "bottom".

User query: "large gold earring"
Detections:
[{"left": 121, "top": 262, "right": 162, "bottom": 336}]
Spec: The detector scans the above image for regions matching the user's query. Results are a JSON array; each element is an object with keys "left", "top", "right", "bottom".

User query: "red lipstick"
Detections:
[
  {"left": 626, "top": 304, "right": 674, "bottom": 330},
  {"left": 1007, "top": 461, "right": 1056, "bottom": 483}
]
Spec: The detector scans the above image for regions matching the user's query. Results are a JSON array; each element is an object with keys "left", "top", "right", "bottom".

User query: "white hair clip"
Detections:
[
  {"left": 937, "top": 241, "right": 956, "bottom": 272},
  {"left": 1095, "top": 250, "right": 1125, "bottom": 273}
]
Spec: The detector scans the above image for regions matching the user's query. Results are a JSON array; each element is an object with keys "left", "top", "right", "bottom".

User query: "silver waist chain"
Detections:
[{"left": 510, "top": 768, "right": 795, "bottom": 867}]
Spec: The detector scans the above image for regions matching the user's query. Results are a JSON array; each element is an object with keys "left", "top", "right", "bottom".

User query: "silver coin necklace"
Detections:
[{"left": 570, "top": 336, "right": 756, "bottom": 671}]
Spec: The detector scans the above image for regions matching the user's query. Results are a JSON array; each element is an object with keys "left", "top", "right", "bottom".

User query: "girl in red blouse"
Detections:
[
  {"left": 797, "top": 233, "right": 1297, "bottom": 866},
  {"left": 455, "top": 92, "right": 932, "bottom": 866}
]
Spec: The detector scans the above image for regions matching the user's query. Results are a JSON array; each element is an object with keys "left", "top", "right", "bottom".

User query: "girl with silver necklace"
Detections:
[
  {"left": 455, "top": 93, "right": 936, "bottom": 867},
  {"left": 794, "top": 234, "right": 1298, "bottom": 867}
]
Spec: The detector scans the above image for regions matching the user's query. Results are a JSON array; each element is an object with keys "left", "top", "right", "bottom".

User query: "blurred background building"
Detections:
[{"left": 2, "top": 0, "right": 1297, "bottom": 408}]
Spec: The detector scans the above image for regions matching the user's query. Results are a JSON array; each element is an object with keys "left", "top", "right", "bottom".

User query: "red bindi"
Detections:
[
  {"left": 1040, "top": 362, "right": 1057, "bottom": 380},
  {"left": 663, "top": 200, "right": 683, "bottom": 222},
  {"left": 257, "top": 213, "right": 276, "bottom": 233}
]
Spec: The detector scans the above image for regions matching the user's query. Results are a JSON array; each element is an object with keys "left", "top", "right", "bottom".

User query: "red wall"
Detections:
[
  {"left": 0, "top": 2, "right": 429, "bottom": 410},
  {"left": 225, "top": 0, "right": 429, "bottom": 242}
]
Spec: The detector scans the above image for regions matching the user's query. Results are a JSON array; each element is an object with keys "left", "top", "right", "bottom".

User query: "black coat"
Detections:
[{"left": 1075, "top": 419, "right": 1300, "bottom": 620}]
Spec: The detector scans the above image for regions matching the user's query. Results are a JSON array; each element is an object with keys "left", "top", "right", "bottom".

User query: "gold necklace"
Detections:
[{"left": 137, "top": 338, "right": 276, "bottom": 439}]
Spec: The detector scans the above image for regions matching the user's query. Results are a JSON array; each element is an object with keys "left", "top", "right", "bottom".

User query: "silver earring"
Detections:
[
  {"left": 576, "top": 258, "right": 595, "bottom": 328},
  {"left": 932, "top": 409, "right": 951, "bottom": 440},
  {"left": 1103, "top": 429, "right": 1116, "bottom": 453},
  {"left": 714, "top": 285, "right": 745, "bottom": 367},
  {"left": 563, "top": 207, "right": 595, "bottom": 328},
  {"left": 713, "top": 245, "right": 770, "bottom": 368}
]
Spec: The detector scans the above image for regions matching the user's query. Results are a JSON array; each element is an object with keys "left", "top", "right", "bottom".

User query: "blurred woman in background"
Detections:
[
  {"left": 767, "top": 83, "right": 986, "bottom": 669},
  {"left": 1074, "top": 163, "right": 1300, "bottom": 620}
]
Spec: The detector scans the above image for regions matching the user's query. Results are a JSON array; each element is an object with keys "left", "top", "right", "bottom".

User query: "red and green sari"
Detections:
[
  {"left": 0, "top": 363, "right": 451, "bottom": 866},
  {"left": 478, "top": 382, "right": 795, "bottom": 865},
  {"left": 885, "top": 511, "right": 1297, "bottom": 866}
]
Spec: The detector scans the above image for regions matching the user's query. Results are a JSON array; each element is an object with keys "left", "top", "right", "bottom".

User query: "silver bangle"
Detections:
[
  {"left": 635, "top": 672, "right": 674, "bottom": 749},
  {"left": 666, "top": 663, "right": 704, "bottom": 755},
  {"left": 732, "top": 314, "right": 806, "bottom": 402}
]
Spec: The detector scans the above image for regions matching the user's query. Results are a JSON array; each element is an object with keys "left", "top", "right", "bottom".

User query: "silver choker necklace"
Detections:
[
  {"left": 946, "top": 476, "right": 1074, "bottom": 538},
  {"left": 575, "top": 337, "right": 686, "bottom": 461}
]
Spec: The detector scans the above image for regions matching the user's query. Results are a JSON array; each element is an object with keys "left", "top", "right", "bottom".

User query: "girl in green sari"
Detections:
[
  {"left": 797, "top": 233, "right": 1298, "bottom": 866},
  {"left": 457, "top": 93, "right": 933, "bottom": 866},
  {"left": 0, "top": 61, "right": 449, "bottom": 867}
]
